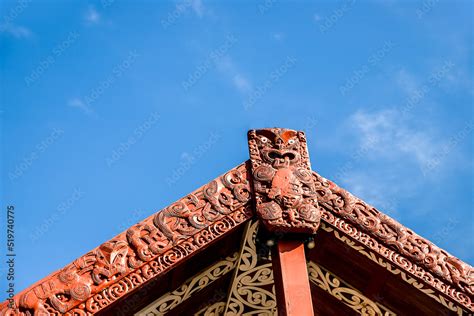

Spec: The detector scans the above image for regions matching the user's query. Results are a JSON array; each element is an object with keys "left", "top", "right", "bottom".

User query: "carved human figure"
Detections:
[{"left": 248, "top": 128, "right": 321, "bottom": 234}]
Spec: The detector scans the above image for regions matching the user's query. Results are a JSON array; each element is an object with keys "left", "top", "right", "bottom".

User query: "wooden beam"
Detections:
[{"left": 272, "top": 240, "right": 314, "bottom": 316}]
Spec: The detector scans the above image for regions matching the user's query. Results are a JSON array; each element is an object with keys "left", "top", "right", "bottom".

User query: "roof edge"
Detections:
[
  {"left": 2, "top": 159, "right": 472, "bottom": 314},
  {"left": 1, "top": 163, "right": 252, "bottom": 315}
]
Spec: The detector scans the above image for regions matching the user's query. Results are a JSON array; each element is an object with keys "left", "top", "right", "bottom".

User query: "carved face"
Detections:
[
  {"left": 280, "top": 193, "right": 303, "bottom": 209},
  {"left": 251, "top": 129, "right": 304, "bottom": 167},
  {"left": 95, "top": 241, "right": 128, "bottom": 272},
  {"left": 248, "top": 128, "right": 320, "bottom": 234}
]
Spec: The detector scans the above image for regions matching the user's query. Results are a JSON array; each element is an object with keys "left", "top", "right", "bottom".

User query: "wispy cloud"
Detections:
[
  {"left": 0, "top": 23, "right": 32, "bottom": 38},
  {"left": 272, "top": 32, "right": 285, "bottom": 41},
  {"left": 338, "top": 170, "right": 400, "bottom": 218},
  {"left": 85, "top": 6, "right": 100, "bottom": 24},
  {"left": 182, "top": 34, "right": 238, "bottom": 91},
  {"left": 339, "top": 107, "right": 471, "bottom": 209},
  {"left": 215, "top": 56, "right": 252, "bottom": 94},
  {"left": 68, "top": 98, "right": 96, "bottom": 117},
  {"left": 351, "top": 109, "right": 438, "bottom": 168},
  {"left": 396, "top": 68, "right": 420, "bottom": 95},
  {"left": 161, "top": 0, "right": 207, "bottom": 28},
  {"left": 190, "top": 0, "right": 204, "bottom": 18},
  {"left": 0, "top": 0, "right": 31, "bottom": 38},
  {"left": 232, "top": 74, "right": 252, "bottom": 93}
]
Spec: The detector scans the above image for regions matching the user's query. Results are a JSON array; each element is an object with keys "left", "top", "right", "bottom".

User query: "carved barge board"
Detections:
[
  {"left": 0, "top": 128, "right": 472, "bottom": 315},
  {"left": 0, "top": 164, "right": 253, "bottom": 315},
  {"left": 310, "top": 170, "right": 474, "bottom": 312}
]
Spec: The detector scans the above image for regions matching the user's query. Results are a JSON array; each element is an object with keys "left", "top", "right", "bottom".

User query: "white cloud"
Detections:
[
  {"left": 215, "top": 56, "right": 252, "bottom": 94},
  {"left": 272, "top": 32, "right": 285, "bottom": 41},
  {"left": 351, "top": 109, "right": 438, "bottom": 168},
  {"left": 0, "top": 23, "right": 32, "bottom": 38},
  {"left": 85, "top": 6, "right": 100, "bottom": 24},
  {"left": 338, "top": 170, "right": 400, "bottom": 218},
  {"left": 190, "top": 0, "right": 204, "bottom": 18},
  {"left": 233, "top": 74, "right": 252, "bottom": 93},
  {"left": 335, "top": 109, "right": 442, "bottom": 220},
  {"left": 68, "top": 98, "right": 96, "bottom": 117},
  {"left": 396, "top": 68, "right": 420, "bottom": 95}
]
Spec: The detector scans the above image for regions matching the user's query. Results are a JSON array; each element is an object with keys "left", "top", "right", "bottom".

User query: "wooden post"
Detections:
[{"left": 272, "top": 240, "right": 314, "bottom": 316}]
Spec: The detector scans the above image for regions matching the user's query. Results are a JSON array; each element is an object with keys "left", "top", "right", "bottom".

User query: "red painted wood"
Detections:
[{"left": 272, "top": 240, "right": 314, "bottom": 316}]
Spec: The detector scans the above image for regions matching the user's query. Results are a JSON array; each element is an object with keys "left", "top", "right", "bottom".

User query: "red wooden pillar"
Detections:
[{"left": 272, "top": 240, "right": 314, "bottom": 316}]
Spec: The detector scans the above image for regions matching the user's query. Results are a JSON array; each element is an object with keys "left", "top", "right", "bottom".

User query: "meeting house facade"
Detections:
[{"left": 1, "top": 128, "right": 472, "bottom": 315}]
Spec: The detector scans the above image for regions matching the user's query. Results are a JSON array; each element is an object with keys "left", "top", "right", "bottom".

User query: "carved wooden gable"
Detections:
[{"left": 1, "top": 128, "right": 472, "bottom": 316}]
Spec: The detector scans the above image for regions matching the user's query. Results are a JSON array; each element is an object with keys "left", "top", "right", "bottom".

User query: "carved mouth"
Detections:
[{"left": 262, "top": 148, "right": 300, "bottom": 165}]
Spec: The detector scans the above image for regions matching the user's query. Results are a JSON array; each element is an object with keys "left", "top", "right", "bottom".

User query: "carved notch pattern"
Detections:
[
  {"left": 319, "top": 223, "right": 467, "bottom": 315},
  {"left": 1, "top": 128, "right": 473, "bottom": 316},
  {"left": 224, "top": 220, "right": 277, "bottom": 315},
  {"left": 136, "top": 252, "right": 239, "bottom": 315},
  {"left": 1, "top": 164, "right": 252, "bottom": 316},
  {"left": 307, "top": 261, "right": 396, "bottom": 316},
  {"left": 247, "top": 128, "right": 322, "bottom": 234},
  {"left": 311, "top": 171, "right": 474, "bottom": 313}
]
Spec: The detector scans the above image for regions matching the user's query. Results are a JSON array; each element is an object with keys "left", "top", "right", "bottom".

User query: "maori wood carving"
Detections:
[
  {"left": 247, "top": 128, "right": 322, "bottom": 234},
  {"left": 1, "top": 128, "right": 473, "bottom": 315},
  {"left": 310, "top": 171, "right": 474, "bottom": 312},
  {"left": 137, "top": 252, "right": 239, "bottom": 315},
  {"left": 224, "top": 220, "right": 277, "bottom": 315},
  {"left": 0, "top": 164, "right": 252, "bottom": 316},
  {"left": 307, "top": 261, "right": 396, "bottom": 315},
  {"left": 319, "top": 223, "right": 467, "bottom": 315}
]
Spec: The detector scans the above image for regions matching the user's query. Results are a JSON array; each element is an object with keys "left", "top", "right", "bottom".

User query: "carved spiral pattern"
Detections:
[
  {"left": 253, "top": 165, "right": 275, "bottom": 182},
  {"left": 3, "top": 136, "right": 473, "bottom": 316},
  {"left": 70, "top": 284, "right": 91, "bottom": 301},
  {"left": 320, "top": 223, "right": 468, "bottom": 314},
  {"left": 312, "top": 170, "right": 473, "bottom": 312},
  {"left": 0, "top": 164, "right": 252, "bottom": 315},
  {"left": 138, "top": 252, "right": 239, "bottom": 315},
  {"left": 248, "top": 128, "right": 322, "bottom": 234},
  {"left": 225, "top": 221, "right": 278, "bottom": 316},
  {"left": 308, "top": 261, "right": 395, "bottom": 315}
]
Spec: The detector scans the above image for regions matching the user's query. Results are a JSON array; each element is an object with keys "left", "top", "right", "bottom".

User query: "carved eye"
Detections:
[
  {"left": 288, "top": 139, "right": 295, "bottom": 145},
  {"left": 260, "top": 137, "right": 269, "bottom": 143}
]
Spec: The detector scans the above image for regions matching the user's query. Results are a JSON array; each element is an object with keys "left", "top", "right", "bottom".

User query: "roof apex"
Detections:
[{"left": 2, "top": 129, "right": 472, "bottom": 315}]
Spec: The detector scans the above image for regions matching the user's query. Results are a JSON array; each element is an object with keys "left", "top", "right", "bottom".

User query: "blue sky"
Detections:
[{"left": 0, "top": 0, "right": 472, "bottom": 295}]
